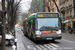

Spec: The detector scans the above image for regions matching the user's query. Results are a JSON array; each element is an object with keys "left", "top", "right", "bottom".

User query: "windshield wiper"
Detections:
[{"left": 39, "top": 26, "right": 59, "bottom": 31}]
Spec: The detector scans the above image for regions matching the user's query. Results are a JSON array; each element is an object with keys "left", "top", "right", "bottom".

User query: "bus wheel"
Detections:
[
  {"left": 31, "top": 33, "right": 35, "bottom": 39},
  {"left": 24, "top": 31, "right": 26, "bottom": 36},
  {"left": 24, "top": 33, "right": 26, "bottom": 36},
  {"left": 31, "top": 34, "right": 36, "bottom": 41},
  {"left": 28, "top": 32, "right": 31, "bottom": 38}
]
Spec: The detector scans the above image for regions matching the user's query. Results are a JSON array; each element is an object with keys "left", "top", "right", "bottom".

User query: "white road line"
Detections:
[
  {"left": 44, "top": 44, "right": 51, "bottom": 49},
  {"left": 36, "top": 45, "right": 42, "bottom": 50},
  {"left": 39, "top": 45, "right": 47, "bottom": 50},
  {"left": 50, "top": 43, "right": 59, "bottom": 47},
  {"left": 62, "top": 39, "right": 75, "bottom": 44},
  {"left": 27, "top": 45, "right": 36, "bottom": 50},
  {"left": 47, "top": 44, "right": 57, "bottom": 50}
]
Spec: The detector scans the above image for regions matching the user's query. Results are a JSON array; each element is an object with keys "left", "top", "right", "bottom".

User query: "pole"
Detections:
[{"left": 1, "top": 0, "right": 6, "bottom": 50}]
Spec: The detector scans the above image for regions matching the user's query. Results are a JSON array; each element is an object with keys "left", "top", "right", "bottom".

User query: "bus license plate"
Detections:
[{"left": 47, "top": 38, "right": 52, "bottom": 40}]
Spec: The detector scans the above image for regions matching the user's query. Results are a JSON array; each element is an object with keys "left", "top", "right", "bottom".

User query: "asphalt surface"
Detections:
[{"left": 16, "top": 28, "right": 75, "bottom": 50}]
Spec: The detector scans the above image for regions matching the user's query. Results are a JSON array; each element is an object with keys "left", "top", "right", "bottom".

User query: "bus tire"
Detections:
[
  {"left": 28, "top": 32, "right": 31, "bottom": 38},
  {"left": 24, "top": 33, "right": 26, "bottom": 36},
  {"left": 31, "top": 34, "right": 36, "bottom": 41},
  {"left": 31, "top": 33, "right": 33, "bottom": 40},
  {"left": 24, "top": 31, "right": 26, "bottom": 36}
]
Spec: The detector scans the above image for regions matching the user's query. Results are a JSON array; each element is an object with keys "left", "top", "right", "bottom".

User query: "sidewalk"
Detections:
[
  {"left": 16, "top": 30, "right": 26, "bottom": 50},
  {"left": 0, "top": 46, "right": 13, "bottom": 50},
  {"left": 6, "top": 46, "right": 13, "bottom": 50},
  {"left": 62, "top": 32, "right": 75, "bottom": 36}
]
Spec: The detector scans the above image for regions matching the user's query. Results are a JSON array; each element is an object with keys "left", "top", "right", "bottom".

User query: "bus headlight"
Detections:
[
  {"left": 57, "top": 30, "right": 61, "bottom": 34},
  {"left": 36, "top": 31, "right": 41, "bottom": 35}
]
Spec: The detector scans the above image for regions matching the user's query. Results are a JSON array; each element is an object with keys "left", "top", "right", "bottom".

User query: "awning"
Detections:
[{"left": 62, "top": 20, "right": 71, "bottom": 23}]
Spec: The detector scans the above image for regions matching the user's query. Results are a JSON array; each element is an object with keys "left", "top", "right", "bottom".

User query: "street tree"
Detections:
[
  {"left": 53, "top": 0, "right": 59, "bottom": 12},
  {"left": 1, "top": 0, "right": 6, "bottom": 50},
  {"left": 7, "top": 0, "right": 22, "bottom": 33}
]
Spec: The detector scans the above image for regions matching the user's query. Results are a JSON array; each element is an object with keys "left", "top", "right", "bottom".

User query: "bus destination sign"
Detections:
[{"left": 38, "top": 13, "right": 59, "bottom": 17}]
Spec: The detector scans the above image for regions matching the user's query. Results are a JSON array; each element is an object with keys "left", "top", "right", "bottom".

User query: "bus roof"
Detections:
[
  {"left": 37, "top": 12, "right": 59, "bottom": 14},
  {"left": 23, "top": 12, "right": 60, "bottom": 22}
]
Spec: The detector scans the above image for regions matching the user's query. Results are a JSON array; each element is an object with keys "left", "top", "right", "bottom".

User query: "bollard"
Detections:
[
  {"left": 15, "top": 38, "right": 17, "bottom": 50},
  {"left": 12, "top": 45, "right": 16, "bottom": 50},
  {"left": 15, "top": 38, "right": 17, "bottom": 42}
]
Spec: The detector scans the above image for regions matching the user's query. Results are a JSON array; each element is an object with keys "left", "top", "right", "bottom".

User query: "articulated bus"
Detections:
[{"left": 23, "top": 12, "right": 62, "bottom": 41}]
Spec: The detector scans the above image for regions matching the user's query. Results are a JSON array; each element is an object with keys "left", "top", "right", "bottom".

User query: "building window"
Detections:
[
  {"left": 59, "top": 0, "right": 61, "bottom": 2},
  {"left": 67, "top": 11, "right": 69, "bottom": 16},
  {"left": 74, "top": 0, "right": 75, "bottom": 13},
  {"left": 48, "top": 0, "right": 50, "bottom": 2},
  {"left": 48, "top": 7, "right": 50, "bottom": 12},
  {"left": 52, "top": 8, "right": 54, "bottom": 12},
  {"left": 70, "top": 10, "right": 72, "bottom": 15}
]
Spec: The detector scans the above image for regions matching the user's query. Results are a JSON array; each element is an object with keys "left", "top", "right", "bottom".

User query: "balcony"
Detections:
[
  {"left": 66, "top": 6, "right": 69, "bottom": 9},
  {"left": 69, "top": 4, "right": 72, "bottom": 8},
  {"left": 60, "top": 7, "right": 65, "bottom": 12}
]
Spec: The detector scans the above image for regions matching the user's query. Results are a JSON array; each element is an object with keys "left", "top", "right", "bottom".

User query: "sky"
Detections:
[
  {"left": 20, "top": 0, "right": 32, "bottom": 13},
  {"left": 0, "top": 0, "right": 32, "bottom": 18},
  {"left": 0, "top": 0, "right": 32, "bottom": 13}
]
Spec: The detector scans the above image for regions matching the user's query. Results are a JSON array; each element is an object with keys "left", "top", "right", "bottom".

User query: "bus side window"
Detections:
[{"left": 33, "top": 20, "right": 35, "bottom": 30}]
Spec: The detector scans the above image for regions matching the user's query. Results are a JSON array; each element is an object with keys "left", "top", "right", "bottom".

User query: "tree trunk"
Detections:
[
  {"left": 1, "top": 0, "right": 5, "bottom": 50},
  {"left": 53, "top": 0, "right": 59, "bottom": 12}
]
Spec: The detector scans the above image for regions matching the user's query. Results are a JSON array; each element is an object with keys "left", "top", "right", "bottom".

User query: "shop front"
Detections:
[{"left": 62, "top": 16, "right": 72, "bottom": 33}]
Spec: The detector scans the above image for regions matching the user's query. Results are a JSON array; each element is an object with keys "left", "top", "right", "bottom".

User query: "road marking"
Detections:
[
  {"left": 27, "top": 45, "right": 36, "bottom": 50},
  {"left": 44, "top": 44, "right": 51, "bottom": 49},
  {"left": 50, "top": 43, "right": 59, "bottom": 47},
  {"left": 62, "top": 39, "right": 75, "bottom": 44},
  {"left": 36, "top": 45, "right": 42, "bottom": 50},
  {"left": 48, "top": 44, "right": 57, "bottom": 50},
  {"left": 39, "top": 45, "right": 47, "bottom": 50},
  {"left": 16, "top": 30, "right": 26, "bottom": 50}
]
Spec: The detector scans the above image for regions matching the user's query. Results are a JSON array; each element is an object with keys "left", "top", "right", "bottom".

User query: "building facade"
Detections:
[
  {"left": 0, "top": 1, "right": 2, "bottom": 10},
  {"left": 60, "top": 0, "right": 75, "bottom": 32},
  {"left": 45, "top": 0, "right": 59, "bottom": 12}
]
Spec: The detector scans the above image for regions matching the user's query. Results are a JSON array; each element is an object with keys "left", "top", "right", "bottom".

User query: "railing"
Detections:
[
  {"left": 66, "top": 6, "right": 68, "bottom": 9},
  {"left": 69, "top": 4, "right": 72, "bottom": 8},
  {"left": 60, "top": 7, "right": 65, "bottom": 11}
]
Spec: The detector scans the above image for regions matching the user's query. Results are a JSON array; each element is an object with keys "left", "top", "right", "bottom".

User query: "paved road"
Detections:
[{"left": 16, "top": 28, "right": 75, "bottom": 50}]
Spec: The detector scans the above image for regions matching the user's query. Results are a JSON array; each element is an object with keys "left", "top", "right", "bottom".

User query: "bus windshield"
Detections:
[{"left": 36, "top": 18, "right": 61, "bottom": 30}]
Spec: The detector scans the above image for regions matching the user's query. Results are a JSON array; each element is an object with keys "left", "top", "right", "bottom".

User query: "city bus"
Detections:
[{"left": 23, "top": 12, "right": 62, "bottom": 41}]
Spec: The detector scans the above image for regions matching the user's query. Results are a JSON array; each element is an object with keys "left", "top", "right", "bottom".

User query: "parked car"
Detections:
[
  {"left": 0, "top": 34, "right": 14, "bottom": 46},
  {"left": 21, "top": 27, "right": 23, "bottom": 31},
  {"left": 69, "top": 28, "right": 75, "bottom": 34},
  {"left": 5, "top": 33, "right": 14, "bottom": 45}
]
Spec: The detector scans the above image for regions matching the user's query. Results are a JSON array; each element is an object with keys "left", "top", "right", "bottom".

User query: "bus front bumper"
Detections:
[{"left": 35, "top": 34, "right": 62, "bottom": 40}]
